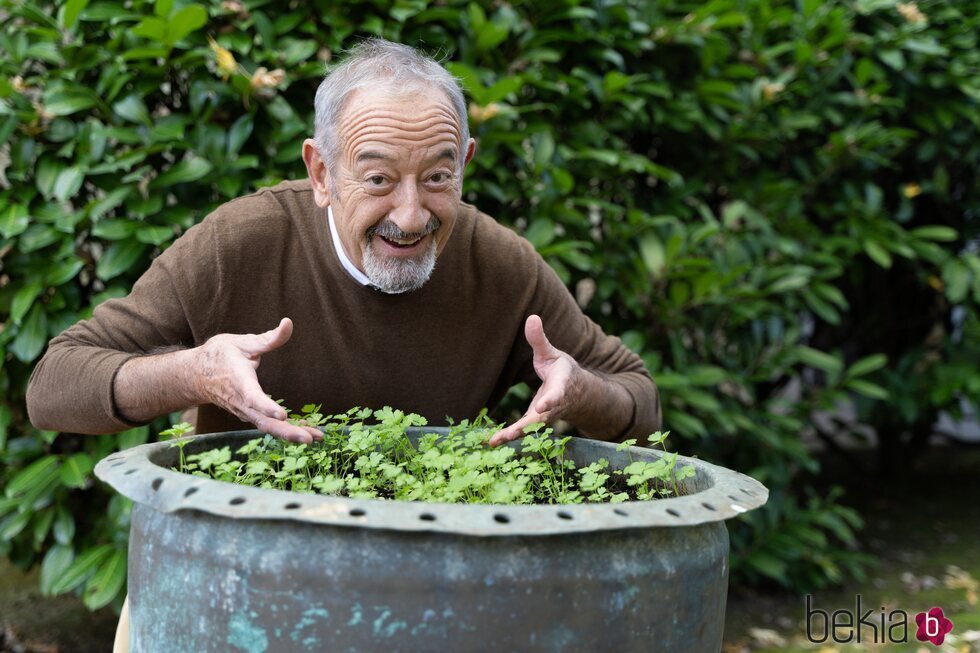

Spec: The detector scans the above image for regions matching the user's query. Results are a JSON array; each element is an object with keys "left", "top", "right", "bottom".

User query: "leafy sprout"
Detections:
[{"left": 172, "top": 406, "right": 694, "bottom": 505}]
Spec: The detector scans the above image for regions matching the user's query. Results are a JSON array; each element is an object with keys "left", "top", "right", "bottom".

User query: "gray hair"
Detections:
[{"left": 313, "top": 39, "right": 470, "bottom": 174}]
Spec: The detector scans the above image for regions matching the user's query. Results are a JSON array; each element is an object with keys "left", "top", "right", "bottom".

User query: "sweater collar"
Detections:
[{"left": 327, "top": 205, "right": 371, "bottom": 287}]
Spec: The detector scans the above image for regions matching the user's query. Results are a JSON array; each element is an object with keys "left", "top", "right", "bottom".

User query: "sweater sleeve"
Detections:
[
  {"left": 519, "top": 247, "right": 662, "bottom": 443},
  {"left": 26, "top": 218, "right": 222, "bottom": 434}
]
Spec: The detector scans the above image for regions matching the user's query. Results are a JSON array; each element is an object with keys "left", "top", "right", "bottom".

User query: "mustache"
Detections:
[{"left": 368, "top": 216, "right": 441, "bottom": 241}]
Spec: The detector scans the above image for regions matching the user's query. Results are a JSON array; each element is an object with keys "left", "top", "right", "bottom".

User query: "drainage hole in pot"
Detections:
[
  {"left": 493, "top": 514, "right": 510, "bottom": 524},
  {"left": 666, "top": 508, "right": 681, "bottom": 517},
  {"left": 229, "top": 497, "right": 246, "bottom": 505},
  {"left": 349, "top": 508, "right": 366, "bottom": 517},
  {"left": 419, "top": 513, "right": 436, "bottom": 522},
  {"left": 184, "top": 487, "right": 198, "bottom": 498},
  {"left": 284, "top": 503, "right": 301, "bottom": 510},
  {"left": 728, "top": 495, "right": 740, "bottom": 501},
  {"left": 702, "top": 502, "right": 716, "bottom": 511},
  {"left": 124, "top": 469, "right": 136, "bottom": 475},
  {"left": 151, "top": 478, "right": 163, "bottom": 491},
  {"left": 741, "top": 488, "right": 754, "bottom": 496},
  {"left": 613, "top": 509, "right": 628, "bottom": 516},
  {"left": 557, "top": 511, "right": 573, "bottom": 520}
]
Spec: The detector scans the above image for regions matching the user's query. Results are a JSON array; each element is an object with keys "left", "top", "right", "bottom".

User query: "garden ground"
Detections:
[{"left": 2, "top": 443, "right": 978, "bottom": 652}]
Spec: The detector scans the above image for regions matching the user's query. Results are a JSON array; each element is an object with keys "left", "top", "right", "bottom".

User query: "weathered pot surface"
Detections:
[{"left": 96, "top": 429, "right": 768, "bottom": 653}]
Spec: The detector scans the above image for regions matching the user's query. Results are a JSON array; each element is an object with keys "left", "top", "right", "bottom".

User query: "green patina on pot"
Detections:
[{"left": 95, "top": 428, "right": 768, "bottom": 652}]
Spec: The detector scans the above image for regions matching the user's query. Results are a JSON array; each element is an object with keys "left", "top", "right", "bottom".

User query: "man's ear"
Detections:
[
  {"left": 302, "top": 139, "right": 331, "bottom": 208},
  {"left": 462, "top": 137, "right": 477, "bottom": 171}
]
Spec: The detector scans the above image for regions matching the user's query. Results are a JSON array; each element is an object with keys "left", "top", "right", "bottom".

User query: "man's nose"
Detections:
[{"left": 388, "top": 181, "right": 429, "bottom": 234}]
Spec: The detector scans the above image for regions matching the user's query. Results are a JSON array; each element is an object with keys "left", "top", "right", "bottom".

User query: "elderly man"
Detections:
[{"left": 26, "top": 38, "right": 660, "bottom": 450}]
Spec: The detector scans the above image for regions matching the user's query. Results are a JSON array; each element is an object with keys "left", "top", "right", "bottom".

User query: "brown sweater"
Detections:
[{"left": 27, "top": 179, "right": 660, "bottom": 439}]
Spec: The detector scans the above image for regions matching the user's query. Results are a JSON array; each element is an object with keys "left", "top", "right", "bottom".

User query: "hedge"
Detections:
[{"left": 1, "top": 0, "right": 978, "bottom": 609}]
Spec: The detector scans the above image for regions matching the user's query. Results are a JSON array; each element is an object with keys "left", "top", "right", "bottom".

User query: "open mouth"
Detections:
[{"left": 378, "top": 234, "right": 424, "bottom": 249}]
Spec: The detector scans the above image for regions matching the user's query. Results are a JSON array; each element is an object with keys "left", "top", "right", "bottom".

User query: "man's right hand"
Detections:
[
  {"left": 114, "top": 317, "right": 323, "bottom": 444},
  {"left": 192, "top": 318, "right": 323, "bottom": 444}
]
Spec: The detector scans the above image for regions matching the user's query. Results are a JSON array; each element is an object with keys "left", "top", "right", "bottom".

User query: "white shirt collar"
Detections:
[{"left": 327, "top": 205, "right": 372, "bottom": 287}]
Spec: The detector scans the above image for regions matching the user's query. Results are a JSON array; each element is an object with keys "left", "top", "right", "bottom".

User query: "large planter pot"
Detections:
[{"left": 95, "top": 429, "right": 768, "bottom": 653}]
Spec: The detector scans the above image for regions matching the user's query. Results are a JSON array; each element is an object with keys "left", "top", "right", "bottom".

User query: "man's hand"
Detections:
[
  {"left": 192, "top": 318, "right": 323, "bottom": 444},
  {"left": 114, "top": 318, "right": 322, "bottom": 444},
  {"left": 488, "top": 315, "right": 586, "bottom": 447}
]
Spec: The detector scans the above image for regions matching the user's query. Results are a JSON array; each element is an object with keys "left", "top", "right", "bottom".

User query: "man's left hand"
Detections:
[{"left": 488, "top": 314, "right": 585, "bottom": 447}]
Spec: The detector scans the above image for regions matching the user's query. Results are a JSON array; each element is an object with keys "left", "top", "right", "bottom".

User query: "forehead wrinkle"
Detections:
[
  {"left": 341, "top": 112, "right": 462, "bottom": 143},
  {"left": 337, "top": 101, "right": 463, "bottom": 160},
  {"left": 341, "top": 99, "right": 459, "bottom": 124},
  {"left": 347, "top": 139, "right": 460, "bottom": 171}
]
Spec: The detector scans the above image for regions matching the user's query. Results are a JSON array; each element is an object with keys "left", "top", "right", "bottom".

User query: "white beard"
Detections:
[{"left": 362, "top": 236, "right": 437, "bottom": 294}]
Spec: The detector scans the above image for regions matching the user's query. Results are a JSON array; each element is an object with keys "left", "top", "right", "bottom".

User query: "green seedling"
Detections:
[{"left": 171, "top": 406, "right": 694, "bottom": 506}]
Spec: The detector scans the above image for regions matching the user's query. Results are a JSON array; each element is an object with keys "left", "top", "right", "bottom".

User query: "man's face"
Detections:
[{"left": 304, "top": 86, "right": 474, "bottom": 294}]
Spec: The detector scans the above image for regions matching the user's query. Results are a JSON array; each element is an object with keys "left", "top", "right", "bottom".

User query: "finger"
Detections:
[
  {"left": 488, "top": 410, "right": 546, "bottom": 447},
  {"left": 250, "top": 412, "right": 316, "bottom": 445},
  {"left": 234, "top": 374, "right": 288, "bottom": 422},
  {"left": 241, "top": 318, "right": 294, "bottom": 356},
  {"left": 304, "top": 426, "right": 324, "bottom": 442},
  {"left": 525, "top": 314, "right": 560, "bottom": 361}
]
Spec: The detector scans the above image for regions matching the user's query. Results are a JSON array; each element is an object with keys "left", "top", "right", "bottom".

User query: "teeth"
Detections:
[{"left": 385, "top": 236, "right": 421, "bottom": 246}]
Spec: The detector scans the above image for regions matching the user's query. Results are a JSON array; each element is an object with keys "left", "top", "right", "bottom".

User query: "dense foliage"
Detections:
[
  {"left": 1, "top": 0, "right": 977, "bottom": 609},
  {"left": 172, "top": 405, "right": 694, "bottom": 504}
]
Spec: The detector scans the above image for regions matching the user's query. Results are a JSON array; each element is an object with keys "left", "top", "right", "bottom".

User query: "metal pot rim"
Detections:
[{"left": 95, "top": 429, "right": 768, "bottom": 536}]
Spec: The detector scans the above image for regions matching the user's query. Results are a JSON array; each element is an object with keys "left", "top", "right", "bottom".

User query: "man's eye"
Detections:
[
  {"left": 368, "top": 176, "right": 386, "bottom": 185},
  {"left": 430, "top": 172, "right": 450, "bottom": 184}
]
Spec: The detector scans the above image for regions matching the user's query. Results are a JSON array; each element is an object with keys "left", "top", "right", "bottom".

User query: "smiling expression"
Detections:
[{"left": 304, "top": 85, "right": 475, "bottom": 293}]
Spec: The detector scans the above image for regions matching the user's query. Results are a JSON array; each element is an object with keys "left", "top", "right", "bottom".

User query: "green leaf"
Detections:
[
  {"left": 524, "top": 219, "right": 555, "bottom": 249},
  {"left": 44, "top": 93, "right": 98, "bottom": 116},
  {"left": 166, "top": 4, "right": 207, "bottom": 45},
  {"left": 151, "top": 156, "right": 212, "bottom": 188},
  {"left": 83, "top": 548, "right": 127, "bottom": 610},
  {"left": 910, "top": 225, "right": 957, "bottom": 242},
  {"left": 132, "top": 16, "right": 167, "bottom": 42},
  {"left": 136, "top": 225, "right": 174, "bottom": 245},
  {"left": 155, "top": 0, "right": 173, "bottom": 17},
  {"left": 117, "top": 425, "right": 150, "bottom": 449},
  {"left": 4, "top": 456, "right": 61, "bottom": 498},
  {"left": 746, "top": 552, "right": 788, "bottom": 582},
  {"left": 33, "top": 508, "right": 55, "bottom": 547},
  {"left": 846, "top": 379, "right": 889, "bottom": 401},
  {"left": 0, "top": 511, "right": 32, "bottom": 541},
  {"left": 10, "top": 304, "right": 49, "bottom": 363},
  {"left": 845, "top": 354, "right": 887, "bottom": 378},
  {"left": 769, "top": 272, "right": 811, "bottom": 293},
  {"left": 0, "top": 204, "right": 30, "bottom": 239},
  {"left": 50, "top": 544, "right": 113, "bottom": 595},
  {"left": 96, "top": 240, "right": 148, "bottom": 280},
  {"left": 227, "top": 114, "right": 254, "bottom": 156},
  {"left": 113, "top": 95, "right": 150, "bottom": 124},
  {"left": 46, "top": 258, "right": 85, "bottom": 285},
  {"left": 60, "top": 454, "right": 94, "bottom": 489},
  {"left": 93, "top": 219, "right": 138, "bottom": 240},
  {"left": 0, "top": 405, "right": 10, "bottom": 453},
  {"left": 62, "top": 0, "right": 89, "bottom": 29},
  {"left": 863, "top": 241, "right": 892, "bottom": 268},
  {"left": 89, "top": 187, "right": 132, "bottom": 220},
  {"left": 53, "top": 166, "right": 85, "bottom": 202},
  {"left": 19, "top": 224, "right": 60, "bottom": 253},
  {"left": 11, "top": 280, "right": 44, "bottom": 324},
  {"left": 53, "top": 507, "right": 75, "bottom": 544},
  {"left": 640, "top": 234, "right": 665, "bottom": 277},
  {"left": 40, "top": 544, "right": 75, "bottom": 596},
  {"left": 793, "top": 346, "right": 843, "bottom": 375}
]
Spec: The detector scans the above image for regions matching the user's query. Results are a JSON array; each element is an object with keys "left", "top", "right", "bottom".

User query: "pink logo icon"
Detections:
[{"left": 915, "top": 607, "right": 953, "bottom": 645}]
